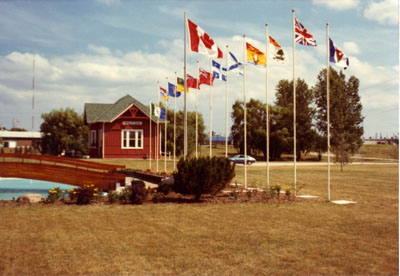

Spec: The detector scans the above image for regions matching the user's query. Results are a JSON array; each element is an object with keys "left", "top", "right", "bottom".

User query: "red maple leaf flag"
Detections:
[{"left": 187, "top": 18, "right": 223, "bottom": 59}]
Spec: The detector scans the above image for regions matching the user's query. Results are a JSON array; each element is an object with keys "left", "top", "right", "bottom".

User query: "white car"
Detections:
[{"left": 228, "top": 155, "right": 256, "bottom": 165}]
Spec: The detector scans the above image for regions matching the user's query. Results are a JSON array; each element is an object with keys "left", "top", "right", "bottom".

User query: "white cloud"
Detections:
[
  {"left": 343, "top": 41, "right": 361, "bottom": 55},
  {"left": 95, "top": 0, "right": 121, "bottom": 5},
  {"left": 0, "top": 35, "right": 398, "bottom": 137},
  {"left": 88, "top": 44, "right": 111, "bottom": 55},
  {"left": 364, "top": 0, "right": 399, "bottom": 25},
  {"left": 312, "top": 0, "right": 360, "bottom": 10}
]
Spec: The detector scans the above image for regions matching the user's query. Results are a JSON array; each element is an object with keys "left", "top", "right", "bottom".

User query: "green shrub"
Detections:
[
  {"left": 46, "top": 187, "right": 62, "bottom": 203},
  {"left": 157, "top": 181, "right": 173, "bottom": 196},
  {"left": 107, "top": 191, "right": 119, "bottom": 204},
  {"left": 129, "top": 180, "right": 147, "bottom": 205},
  {"left": 69, "top": 184, "right": 99, "bottom": 205},
  {"left": 173, "top": 157, "right": 235, "bottom": 201}
]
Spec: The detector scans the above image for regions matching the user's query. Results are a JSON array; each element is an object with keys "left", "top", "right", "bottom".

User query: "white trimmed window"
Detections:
[
  {"left": 90, "top": 130, "right": 97, "bottom": 147},
  {"left": 122, "top": 129, "right": 143, "bottom": 149}
]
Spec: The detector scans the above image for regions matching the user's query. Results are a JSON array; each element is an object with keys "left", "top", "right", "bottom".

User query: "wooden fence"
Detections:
[{"left": 0, "top": 153, "right": 126, "bottom": 191}]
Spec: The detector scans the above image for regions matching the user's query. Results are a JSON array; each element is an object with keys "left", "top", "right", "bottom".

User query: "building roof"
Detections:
[
  {"left": 84, "top": 95, "right": 166, "bottom": 124},
  {"left": 0, "top": 131, "right": 42, "bottom": 139}
]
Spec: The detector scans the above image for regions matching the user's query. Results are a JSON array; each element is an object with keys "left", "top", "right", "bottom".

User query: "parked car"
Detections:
[{"left": 228, "top": 155, "right": 256, "bottom": 165}]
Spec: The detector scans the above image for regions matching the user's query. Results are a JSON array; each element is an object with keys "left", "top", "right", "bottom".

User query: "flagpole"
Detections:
[
  {"left": 209, "top": 58, "right": 213, "bottom": 158},
  {"left": 32, "top": 57, "right": 35, "bottom": 132},
  {"left": 243, "top": 34, "right": 247, "bottom": 190},
  {"left": 174, "top": 72, "right": 177, "bottom": 171},
  {"left": 149, "top": 99, "right": 152, "bottom": 170},
  {"left": 326, "top": 23, "right": 331, "bottom": 201},
  {"left": 225, "top": 45, "right": 229, "bottom": 158},
  {"left": 184, "top": 12, "right": 188, "bottom": 159},
  {"left": 156, "top": 81, "right": 160, "bottom": 173},
  {"left": 292, "top": 9, "right": 297, "bottom": 196},
  {"left": 265, "top": 24, "right": 270, "bottom": 190},
  {"left": 196, "top": 61, "right": 199, "bottom": 158},
  {"left": 165, "top": 78, "right": 168, "bottom": 173}
]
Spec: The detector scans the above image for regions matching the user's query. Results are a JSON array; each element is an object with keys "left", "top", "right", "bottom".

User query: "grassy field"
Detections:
[{"left": 0, "top": 164, "right": 398, "bottom": 275}]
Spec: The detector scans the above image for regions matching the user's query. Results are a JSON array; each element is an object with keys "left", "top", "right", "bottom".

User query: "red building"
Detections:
[{"left": 84, "top": 95, "right": 166, "bottom": 159}]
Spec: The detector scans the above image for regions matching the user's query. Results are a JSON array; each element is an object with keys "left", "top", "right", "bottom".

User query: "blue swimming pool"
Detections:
[{"left": 0, "top": 178, "right": 78, "bottom": 200}]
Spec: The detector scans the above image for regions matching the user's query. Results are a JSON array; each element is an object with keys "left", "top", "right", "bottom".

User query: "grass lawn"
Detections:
[{"left": 0, "top": 164, "right": 398, "bottom": 275}]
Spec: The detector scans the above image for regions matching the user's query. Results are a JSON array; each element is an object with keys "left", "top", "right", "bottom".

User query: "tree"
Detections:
[
  {"left": 230, "top": 99, "right": 291, "bottom": 160},
  {"left": 275, "top": 79, "right": 316, "bottom": 160},
  {"left": 162, "top": 107, "right": 206, "bottom": 158},
  {"left": 313, "top": 67, "right": 364, "bottom": 170},
  {"left": 40, "top": 108, "right": 88, "bottom": 156}
]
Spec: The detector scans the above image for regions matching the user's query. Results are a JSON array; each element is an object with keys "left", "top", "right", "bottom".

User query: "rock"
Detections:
[{"left": 17, "top": 194, "right": 45, "bottom": 204}]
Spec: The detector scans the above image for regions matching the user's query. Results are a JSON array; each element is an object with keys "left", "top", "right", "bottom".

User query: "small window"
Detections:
[
  {"left": 122, "top": 129, "right": 143, "bottom": 149},
  {"left": 90, "top": 130, "right": 97, "bottom": 147}
]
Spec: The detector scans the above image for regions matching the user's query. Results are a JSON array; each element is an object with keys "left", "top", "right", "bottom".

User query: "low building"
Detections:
[
  {"left": 205, "top": 135, "right": 233, "bottom": 146},
  {"left": 84, "top": 95, "right": 166, "bottom": 159},
  {"left": 0, "top": 131, "right": 42, "bottom": 148}
]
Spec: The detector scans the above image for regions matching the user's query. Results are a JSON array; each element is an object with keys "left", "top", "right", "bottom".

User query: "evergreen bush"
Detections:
[
  {"left": 173, "top": 157, "right": 235, "bottom": 201},
  {"left": 129, "top": 180, "right": 147, "bottom": 204}
]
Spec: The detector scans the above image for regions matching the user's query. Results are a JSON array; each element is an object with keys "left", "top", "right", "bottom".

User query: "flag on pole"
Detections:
[
  {"left": 294, "top": 17, "right": 317, "bottom": 46},
  {"left": 160, "top": 86, "right": 168, "bottom": 101},
  {"left": 187, "top": 74, "right": 199, "bottom": 88},
  {"left": 151, "top": 103, "right": 161, "bottom": 118},
  {"left": 168, "top": 82, "right": 181, "bottom": 97},
  {"left": 329, "top": 38, "right": 349, "bottom": 69},
  {"left": 187, "top": 18, "right": 223, "bottom": 58},
  {"left": 246, "top": 42, "right": 266, "bottom": 66},
  {"left": 177, "top": 77, "right": 189, "bottom": 93},
  {"left": 212, "top": 60, "right": 227, "bottom": 81},
  {"left": 269, "top": 36, "right": 287, "bottom": 64},
  {"left": 223, "top": 51, "right": 243, "bottom": 74},
  {"left": 199, "top": 68, "right": 214, "bottom": 86}
]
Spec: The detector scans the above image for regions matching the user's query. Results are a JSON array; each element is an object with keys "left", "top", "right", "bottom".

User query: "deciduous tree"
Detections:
[
  {"left": 313, "top": 67, "right": 364, "bottom": 170},
  {"left": 40, "top": 108, "right": 88, "bottom": 156}
]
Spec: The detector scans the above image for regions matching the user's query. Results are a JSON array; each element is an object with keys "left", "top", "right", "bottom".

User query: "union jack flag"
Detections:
[{"left": 295, "top": 18, "right": 317, "bottom": 47}]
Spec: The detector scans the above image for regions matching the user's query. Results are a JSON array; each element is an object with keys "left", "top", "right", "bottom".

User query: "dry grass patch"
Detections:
[{"left": 0, "top": 165, "right": 397, "bottom": 275}]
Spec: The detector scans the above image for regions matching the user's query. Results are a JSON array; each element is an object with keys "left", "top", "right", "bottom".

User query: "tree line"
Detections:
[
  {"left": 36, "top": 67, "right": 363, "bottom": 168},
  {"left": 231, "top": 67, "right": 364, "bottom": 167}
]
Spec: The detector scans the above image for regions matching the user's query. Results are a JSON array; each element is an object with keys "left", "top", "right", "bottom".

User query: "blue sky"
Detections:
[{"left": 0, "top": 0, "right": 398, "bottom": 139}]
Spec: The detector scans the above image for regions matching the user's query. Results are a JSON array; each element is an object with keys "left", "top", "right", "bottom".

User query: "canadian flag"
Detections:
[{"left": 187, "top": 18, "right": 223, "bottom": 59}]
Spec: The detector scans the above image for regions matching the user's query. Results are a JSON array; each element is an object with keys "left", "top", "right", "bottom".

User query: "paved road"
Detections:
[{"left": 240, "top": 161, "right": 398, "bottom": 167}]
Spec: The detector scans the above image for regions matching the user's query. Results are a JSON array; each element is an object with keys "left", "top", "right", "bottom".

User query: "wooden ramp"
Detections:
[{"left": 0, "top": 153, "right": 126, "bottom": 191}]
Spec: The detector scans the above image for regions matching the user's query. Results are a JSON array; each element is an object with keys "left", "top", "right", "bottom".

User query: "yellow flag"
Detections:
[
  {"left": 246, "top": 42, "right": 266, "bottom": 66},
  {"left": 177, "top": 77, "right": 189, "bottom": 93}
]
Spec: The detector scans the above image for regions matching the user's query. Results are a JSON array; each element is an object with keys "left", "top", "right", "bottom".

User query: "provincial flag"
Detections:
[
  {"left": 160, "top": 86, "right": 168, "bottom": 101},
  {"left": 269, "top": 36, "right": 287, "bottom": 64},
  {"left": 246, "top": 42, "right": 266, "bottom": 66},
  {"left": 329, "top": 38, "right": 349, "bottom": 69},
  {"left": 224, "top": 51, "right": 243, "bottom": 72},
  {"left": 160, "top": 108, "right": 166, "bottom": 120},
  {"left": 151, "top": 103, "right": 161, "bottom": 118},
  {"left": 168, "top": 82, "right": 181, "bottom": 98},
  {"left": 294, "top": 18, "right": 317, "bottom": 46},
  {"left": 177, "top": 77, "right": 189, "bottom": 93},
  {"left": 212, "top": 60, "right": 227, "bottom": 81},
  {"left": 187, "top": 74, "right": 199, "bottom": 89},
  {"left": 199, "top": 68, "right": 214, "bottom": 86},
  {"left": 187, "top": 18, "right": 223, "bottom": 59}
]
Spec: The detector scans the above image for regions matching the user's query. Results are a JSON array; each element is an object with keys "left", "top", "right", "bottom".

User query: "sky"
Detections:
[{"left": 0, "top": 0, "right": 398, "bottom": 139}]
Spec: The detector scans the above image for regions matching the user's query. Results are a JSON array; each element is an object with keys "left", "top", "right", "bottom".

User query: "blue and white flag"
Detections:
[
  {"left": 212, "top": 60, "right": 227, "bottom": 81},
  {"left": 168, "top": 82, "right": 181, "bottom": 98},
  {"left": 222, "top": 51, "right": 243, "bottom": 76}
]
